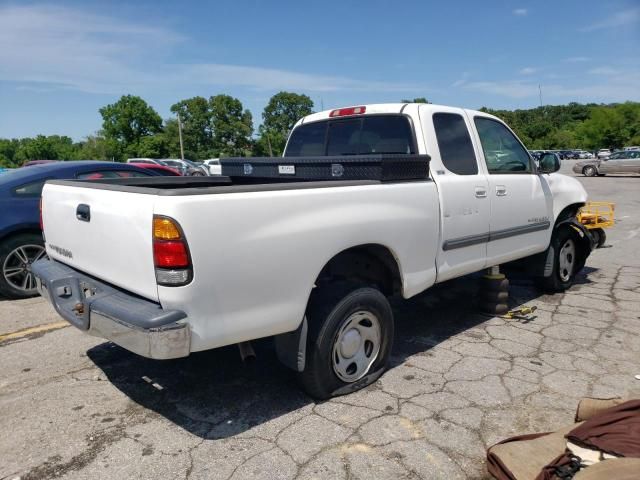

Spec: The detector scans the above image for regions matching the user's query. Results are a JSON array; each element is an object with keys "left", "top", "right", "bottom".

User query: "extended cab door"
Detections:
[
  {"left": 420, "top": 106, "right": 490, "bottom": 282},
  {"left": 471, "top": 114, "right": 552, "bottom": 265}
]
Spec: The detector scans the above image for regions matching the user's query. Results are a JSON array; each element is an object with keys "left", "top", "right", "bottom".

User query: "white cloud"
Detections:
[
  {"left": 565, "top": 56, "right": 591, "bottom": 63},
  {"left": 580, "top": 7, "right": 640, "bottom": 32},
  {"left": 588, "top": 67, "right": 620, "bottom": 75},
  {"left": 519, "top": 67, "right": 537, "bottom": 75},
  {"left": 513, "top": 8, "right": 528, "bottom": 16},
  {"left": 0, "top": 5, "right": 424, "bottom": 96},
  {"left": 451, "top": 72, "right": 470, "bottom": 87},
  {"left": 464, "top": 73, "right": 640, "bottom": 103}
]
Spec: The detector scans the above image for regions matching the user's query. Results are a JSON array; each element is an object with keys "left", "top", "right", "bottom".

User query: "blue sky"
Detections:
[{"left": 0, "top": 0, "right": 638, "bottom": 140}]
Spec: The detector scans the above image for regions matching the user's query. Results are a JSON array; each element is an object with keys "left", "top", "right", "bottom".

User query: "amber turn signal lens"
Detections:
[{"left": 153, "top": 217, "right": 181, "bottom": 240}]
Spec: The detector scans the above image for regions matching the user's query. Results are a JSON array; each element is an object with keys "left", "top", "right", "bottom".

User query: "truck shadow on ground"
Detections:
[{"left": 87, "top": 266, "right": 597, "bottom": 439}]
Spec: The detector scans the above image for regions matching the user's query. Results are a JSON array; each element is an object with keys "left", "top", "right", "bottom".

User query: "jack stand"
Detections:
[{"left": 479, "top": 265, "right": 509, "bottom": 315}]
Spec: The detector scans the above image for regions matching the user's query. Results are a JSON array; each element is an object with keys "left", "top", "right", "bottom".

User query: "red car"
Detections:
[{"left": 132, "top": 163, "right": 182, "bottom": 176}]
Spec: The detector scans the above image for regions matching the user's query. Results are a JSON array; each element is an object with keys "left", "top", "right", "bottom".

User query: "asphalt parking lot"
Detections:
[{"left": 1, "top": 164, "right": 639, "bottom": 480}]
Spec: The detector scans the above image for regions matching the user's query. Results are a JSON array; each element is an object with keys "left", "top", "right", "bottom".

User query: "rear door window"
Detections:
[
  {"left": 285, "top": 115, "right": 415, "bottom": 156},
  {"left": 433, "top": 113, "right": 478, "bottom": 175}
]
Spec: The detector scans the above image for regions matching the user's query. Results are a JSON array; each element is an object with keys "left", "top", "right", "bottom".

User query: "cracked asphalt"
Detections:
[{"left": 1, "top": 165, "right": 639, "bottom": 480}]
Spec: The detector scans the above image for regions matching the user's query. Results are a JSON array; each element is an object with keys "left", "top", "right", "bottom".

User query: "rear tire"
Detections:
[
  {"left": 537, "top": 228, "right": 580, "bottom": 293},
  {"left": 298, "top": 282, "right": 394, "bottom": 399},
  {"left": 0, "top": 233, "right": 46, "bottom": 299},
  {"left": 583, "top": 166, "right": 597, "bottom": 177}
]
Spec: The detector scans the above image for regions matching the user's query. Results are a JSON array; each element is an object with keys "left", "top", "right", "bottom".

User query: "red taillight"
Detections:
[
  {"left": 153, "top": 241, "right": 189, "bottom": 267},
  {"left": 329, "top": 106, "right": 366, "bottom": 117},
  {"left": 152, "top": 215, "right": 192, "bottom": 285}
]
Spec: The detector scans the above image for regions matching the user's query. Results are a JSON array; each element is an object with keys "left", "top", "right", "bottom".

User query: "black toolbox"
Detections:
[{"left": 220, "top": 154, "right": 430, "bottom": 182}]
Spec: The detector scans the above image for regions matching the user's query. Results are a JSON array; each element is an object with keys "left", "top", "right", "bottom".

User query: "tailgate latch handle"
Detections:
[{"left": 76, "top": 204, "right": 91, "bottom": 222}]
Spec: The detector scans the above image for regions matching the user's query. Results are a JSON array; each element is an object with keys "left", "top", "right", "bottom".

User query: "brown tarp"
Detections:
[
  {"left": 567, "top": 399, "right": 640, "bottom": 457},
  {"left": 487, "top": 399, "right": 640, "bottom": 480}
]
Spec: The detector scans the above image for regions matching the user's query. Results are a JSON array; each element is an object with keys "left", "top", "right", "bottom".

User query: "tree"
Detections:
[
  {"left": 260, "top": 92, "right": 314, "bottom": 156},
  {"left": 401, "top": 97, "right": 430, "bottom": 104},
  {"left": 170, "top": 96, "right": 214, "bottom": 159},
  {"left": 209, "top": 95, "right": 253, "bottom": 157},
  {"left": 75, "top": 135, "right": 121, "bottom": 161},
  {"left": 99, "top": 95, "right": 163, "bottom": 158},
  {"left": 13, "top": 135, "right": 77, "bottom": 163}
]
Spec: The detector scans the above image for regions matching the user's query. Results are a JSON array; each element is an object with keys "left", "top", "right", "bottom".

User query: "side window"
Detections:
[
  {"left": 13, "top": 180, "right": 47, "bottom": 197},
  {"left": 432, "top": 113, "right": 478, "bottom": 175},
  {"left": 474, "top": 117, "right": 532, "bottom": 173}
]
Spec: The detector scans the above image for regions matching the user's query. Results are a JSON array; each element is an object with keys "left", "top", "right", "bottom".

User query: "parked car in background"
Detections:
[
  {"left": 577, "top": 150, "right": 594, "bottom": 159},
  {"left": 161, "top": 159, "right": 208, "bottom": 176},
  {"left": 0, "top": 161, "right": 158, "bottom": 299},
  {"left": 202, "top": 158, "right": 222, "bottom": 175},
  {"left": 596, "top": 149, "right": 611, "bottom": 159},
  {"left": 133, "top": 163, "right": 182, "bottom": 176},
  {"left": 573, "top": 150, "right": 640, "bottom": 176},
  {"left": 127, "top": 158, "right": 165, "bottom": 166}
]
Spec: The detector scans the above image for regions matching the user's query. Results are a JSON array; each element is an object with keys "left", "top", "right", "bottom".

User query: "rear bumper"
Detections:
[{"left": 32, "top": 259, "right": 190, "bottom": 359}]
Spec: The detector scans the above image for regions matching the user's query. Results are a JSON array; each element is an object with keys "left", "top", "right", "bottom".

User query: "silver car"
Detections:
[{"left": 573, "top": 150, "right": 640, "bottom": 176}]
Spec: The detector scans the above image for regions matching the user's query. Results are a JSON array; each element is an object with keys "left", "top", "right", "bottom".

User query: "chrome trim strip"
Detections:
[
  {"left": 489, "top": 221, "right": 551, "bottom": 241},
  {"left": 442, "top": 232, "right": 490, "bottom": 251},
  {"left": 442, "top": 221, "right": 550, "bottom": 251}
]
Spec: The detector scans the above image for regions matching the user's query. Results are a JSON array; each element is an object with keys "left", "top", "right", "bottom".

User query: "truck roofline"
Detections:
[{"left": 295, "top": 103, "right": 500, "bottom": 127}]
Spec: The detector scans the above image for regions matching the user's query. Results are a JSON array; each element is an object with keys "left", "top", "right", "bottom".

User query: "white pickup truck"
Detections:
[{"left": 33, "top": 103, "right": 593, "bottom": 399}]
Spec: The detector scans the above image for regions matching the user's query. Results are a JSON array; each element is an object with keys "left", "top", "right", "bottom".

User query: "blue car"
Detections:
[{"left": 0, "top": 161, "right": 158, "bottom": 299}]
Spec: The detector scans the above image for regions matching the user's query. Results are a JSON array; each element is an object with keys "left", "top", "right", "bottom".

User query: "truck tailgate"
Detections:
[{"left": 41, "top": 183, "right": 158, "bottom": 301}]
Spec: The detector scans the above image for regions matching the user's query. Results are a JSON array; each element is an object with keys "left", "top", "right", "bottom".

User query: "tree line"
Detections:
[{"left": 1, "top": 94, "right": 639, "bottom": 168}]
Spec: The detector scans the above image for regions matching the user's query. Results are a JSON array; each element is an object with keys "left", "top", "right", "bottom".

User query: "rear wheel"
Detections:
[
  {"left": 298, "top": 283, "right": 394, "bottom": 399},
  {"left": 583, "top": 166, "right": 597, "bottom": 177},
  {"left": 0, "top": 234, "right": 46, "bottom": 299}
]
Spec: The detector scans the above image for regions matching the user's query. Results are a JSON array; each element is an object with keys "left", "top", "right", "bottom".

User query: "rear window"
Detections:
[{"left": 285, "top": 115, "right": 415, "bottom": 157}]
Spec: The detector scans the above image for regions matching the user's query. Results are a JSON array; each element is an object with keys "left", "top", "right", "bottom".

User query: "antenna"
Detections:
[{"left": 538, "top": 84, "right": 543, "bottom": 108}]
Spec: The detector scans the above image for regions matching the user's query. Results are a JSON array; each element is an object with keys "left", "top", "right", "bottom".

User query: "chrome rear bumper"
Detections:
[{"left": 32, "top": 259, "right": 190, "bottom": 359}]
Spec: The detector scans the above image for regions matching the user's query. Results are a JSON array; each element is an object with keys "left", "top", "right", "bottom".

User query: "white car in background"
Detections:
[
  {"left": 597, "top": 149, "right": 611, "bottom": 159},
  {"left": 202, "top": 158, "right": 222, "bottom": 175}
]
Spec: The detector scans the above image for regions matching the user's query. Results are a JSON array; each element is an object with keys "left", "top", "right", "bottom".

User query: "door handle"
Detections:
[
  {"left": 76, "top": 204, "right": 91, "bottom": 222},
  {"left": 496, "top": 186, "right": 507, "bottom": 196},
  {"left": 474, "top": 187, "right": 487, "bottom": 198}
]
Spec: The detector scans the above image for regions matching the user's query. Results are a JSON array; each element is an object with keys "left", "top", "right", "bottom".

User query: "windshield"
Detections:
[{"left": 284, "top": 115, "right": 416, "bottom": 157}]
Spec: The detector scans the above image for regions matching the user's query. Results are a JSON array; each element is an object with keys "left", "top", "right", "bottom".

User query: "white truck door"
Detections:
[
  {"left": 471, "top": 114, "right": 551, "bottom": 265},
  {"left": 420, "top": 107, "right": 490, "bottom": 282}
]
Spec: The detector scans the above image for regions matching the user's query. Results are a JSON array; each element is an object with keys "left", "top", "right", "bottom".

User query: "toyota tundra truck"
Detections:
[{"left": 33, "top": 103, "right": 593, "bottom": 399}]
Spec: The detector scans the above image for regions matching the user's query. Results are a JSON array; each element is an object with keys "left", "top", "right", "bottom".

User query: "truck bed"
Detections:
[{"left": 46, "top": 153, "right": 431, "bottom": 195}]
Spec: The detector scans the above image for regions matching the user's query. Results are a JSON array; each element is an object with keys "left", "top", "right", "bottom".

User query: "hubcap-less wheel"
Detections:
[
  {"left": 2, "top": 244, "right": 46, "bottom": 294},
  {"left": 558, "top": 239, "right": 576, "bottom": 282},
  {"left": 332, "top": 310, "right": 381, "bottom": 383}
]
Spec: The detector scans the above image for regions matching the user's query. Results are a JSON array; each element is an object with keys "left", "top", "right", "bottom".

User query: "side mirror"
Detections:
[{"left": 539, "top": 153, "right": 560, "bottom": 174}]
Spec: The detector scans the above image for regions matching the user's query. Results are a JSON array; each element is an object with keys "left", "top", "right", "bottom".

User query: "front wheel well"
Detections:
[
  {"left": 314, "top": 244, "right": 402, "bottom": 297},
  {"left": 555, "top": 203, "right": 584, "bottom": 226}
]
